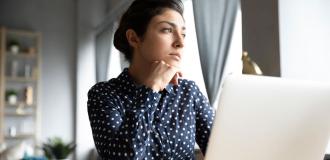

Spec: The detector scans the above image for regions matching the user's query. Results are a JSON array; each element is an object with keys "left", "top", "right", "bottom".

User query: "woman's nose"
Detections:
[{"left": 173, "top": 32, "right": 184, "bottom": 48}]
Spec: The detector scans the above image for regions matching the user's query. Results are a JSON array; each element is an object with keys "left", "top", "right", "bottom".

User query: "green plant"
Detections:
[
  {"left": 5, "top": 89, "right": 18, "bottom": 98},
  {"left": 8, "top": 40, "right": 20, "bottom": 47},
  {"left": 42, "top": 137, "right": 75, "bottom": 159}
]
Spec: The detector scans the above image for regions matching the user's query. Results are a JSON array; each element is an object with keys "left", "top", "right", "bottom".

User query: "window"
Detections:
[
  {"left": 214, "top": 4, "right": 243, "bottom": 107},
  {"left": 182, "top": 0, "right": 243, "bottom": 104},
  {"left": 181, "top": 0, "right": 208, "bottom": 96},
  {"left": 222, "top": 7, "right": 243, "bottom": 79}
]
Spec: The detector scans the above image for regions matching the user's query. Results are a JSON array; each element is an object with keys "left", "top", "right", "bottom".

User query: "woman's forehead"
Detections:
[{"left": 150, "top": 9, "right": 185, "bottom": 28}]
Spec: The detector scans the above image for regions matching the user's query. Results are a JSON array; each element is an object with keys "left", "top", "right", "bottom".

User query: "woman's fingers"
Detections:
[
  {"left": 145, "top": 60, "right": 182, "bottom": 91},
  {"left": 170, "top": 73, "right": 180, "bottom": 85},
  {"left": 178, "top": 71, "right": 182, "bottom": 78}
]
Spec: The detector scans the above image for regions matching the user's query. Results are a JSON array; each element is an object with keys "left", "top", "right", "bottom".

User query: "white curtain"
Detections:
[{"left": 192, "top": 0, "right": 239, "bottom": 105}]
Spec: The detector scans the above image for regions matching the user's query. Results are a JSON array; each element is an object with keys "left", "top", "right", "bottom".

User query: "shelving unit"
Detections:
[{"left": 0, "top": 27, "right": 41, "bottom": 154}]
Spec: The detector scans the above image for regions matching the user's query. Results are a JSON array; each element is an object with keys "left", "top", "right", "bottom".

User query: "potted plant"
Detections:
[
  {"left": 42, "top": 137, "right": 75, "bottom": 160},
  {"left": 8, "top": 40, "right": 21, "bottom": 54},
  {"left": 6, "top": 89, "right": 18, "bottom": 105}
]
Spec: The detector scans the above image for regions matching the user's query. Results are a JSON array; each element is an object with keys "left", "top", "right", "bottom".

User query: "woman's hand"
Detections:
[{"left": 143, "top": 61, "right": 182, "bottom": 92}]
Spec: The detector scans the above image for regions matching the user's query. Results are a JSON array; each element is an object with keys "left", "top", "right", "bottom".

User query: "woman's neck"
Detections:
[{"left": 128, "top": 55, "right": 151, "bottom": 85}]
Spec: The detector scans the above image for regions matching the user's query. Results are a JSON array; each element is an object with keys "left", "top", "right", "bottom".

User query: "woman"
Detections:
[{"left": 87, "top": 0, "right": 214, "bottom": 159}]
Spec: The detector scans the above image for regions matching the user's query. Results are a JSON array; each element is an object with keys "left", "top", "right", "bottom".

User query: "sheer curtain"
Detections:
[{"left": 192, "top": 0, "right": 239, "bottom": 105}]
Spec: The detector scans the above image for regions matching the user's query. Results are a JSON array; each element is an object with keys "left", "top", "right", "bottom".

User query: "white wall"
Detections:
[
  {"left": 279, "top": 0, "right": 330, "bottom": 81},
  {"left": 0, "top": 0, "right": 76, "bottom": 144},
  {"left": 278, "top": 0, "right": 330, "bottom": 154}
]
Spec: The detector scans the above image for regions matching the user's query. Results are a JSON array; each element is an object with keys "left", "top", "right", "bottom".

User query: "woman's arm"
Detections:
[
  {"left": 87, "top": 82, "right": 162, "bottom": 159},
  {"left": 193, "top": 84, "right": 215, "bottom": 155}
]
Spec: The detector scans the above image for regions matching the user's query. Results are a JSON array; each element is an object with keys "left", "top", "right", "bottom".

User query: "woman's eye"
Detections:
[
  {"left": 162, "top": 28, "right": 173, "bottom": 33},
  {"left": 182, "top": 34, "right": 186, "bottom": 38}
]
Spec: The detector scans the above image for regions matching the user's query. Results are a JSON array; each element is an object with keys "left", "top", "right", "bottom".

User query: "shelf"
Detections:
[
  {"left": 5, "top": 113, "right": 35, "bottom": 117},
  {"left": 5, "top": 76, "right": 37, "bottom": 82},
  {"left": 7, "top": 29, "right": 40, "bottom": 38},
  {"left": 5, "top": 102, "right": 36, "bottom": 108},
  {"left": 5, "top": 133, "right": 35, "bottom": 139},
  {"left": 1, "top": 27, "right": 41, "bottom": 152},
  {"left": 6, "top": 52, "right": 37, "bottom": 58}
]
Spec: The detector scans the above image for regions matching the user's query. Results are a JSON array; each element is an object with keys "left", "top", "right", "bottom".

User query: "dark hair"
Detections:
[{"left": 113, "top": 0, "right": 184, "bottom": 63}]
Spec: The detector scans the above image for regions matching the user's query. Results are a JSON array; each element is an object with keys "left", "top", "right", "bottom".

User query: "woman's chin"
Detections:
[{"left": 166, "top": 60, "right": 182, "bottom": 68}]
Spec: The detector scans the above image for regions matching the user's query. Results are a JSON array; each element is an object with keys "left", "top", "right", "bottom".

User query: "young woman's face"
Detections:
[{"left": 136, "top": 9, "right": 185, "bottom": 67}]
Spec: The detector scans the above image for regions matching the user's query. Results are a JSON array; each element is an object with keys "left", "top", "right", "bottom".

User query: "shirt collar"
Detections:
[
  {"left": 117, "top": 68, "right": 136, "bottom": 89},
  {"left": 164, "top": 83, "right": 174, "bottom": 94},
  {"left": 117, "top": 68, "right": 175, "bottom": 94}
]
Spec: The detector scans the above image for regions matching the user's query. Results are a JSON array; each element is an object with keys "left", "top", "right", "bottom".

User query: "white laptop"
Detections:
[{"left": 205, "top": 74, "right": 330, "bottom": 160}]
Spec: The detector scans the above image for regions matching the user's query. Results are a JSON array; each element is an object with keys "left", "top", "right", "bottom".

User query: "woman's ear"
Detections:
[{"left": 126, "top": 29, "right": 140, "bottom": 48}]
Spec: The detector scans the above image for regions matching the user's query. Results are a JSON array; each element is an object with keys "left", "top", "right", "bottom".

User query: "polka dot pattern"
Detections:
[{"left": 87, "top": 68, "right": 215, "bottom": 159}]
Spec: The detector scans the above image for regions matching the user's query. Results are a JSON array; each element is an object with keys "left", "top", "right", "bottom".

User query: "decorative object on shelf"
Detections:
[
  {"left": 25, "top": 47, "right": 36, "bottom": 55},
  {"left": 42, "top": 137, "right": 76, "bottom": 160},
  {"left": 0, "top": 143, "right": 7, "bottom": 154},
  {"left": 25, "top": 86, "right": 33, "bottom": 105},
  {"left": 32, "top": 67, "right": 38, "bottom": 79},
  {"left": 242, "top": 51, "right": 263, "bottom": 75},
  {"left": 11, "top": 60, "right": 19, "bottom": 77},
  {"left": 16, "top": 103, "right": 26, "bottom": 115},
  {"left": 8, "top": 126, "right": 17, "bottom": 137},
  {"left": 24, "top": 64, "right": 31, "bottom": 78},
  {"left": 8, "top": 40, "right": 20, "bottom": 54},
  {"left": 5, "top": 89, "right": 18, "bottom": 105},
  {"left": 1, "top": 141, "right": 32, "bottom": 160}
]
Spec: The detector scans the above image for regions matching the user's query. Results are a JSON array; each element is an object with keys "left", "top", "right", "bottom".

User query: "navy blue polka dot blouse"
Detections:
[{"left": 87, "top": 68, "right": 215, "bottom": 159}]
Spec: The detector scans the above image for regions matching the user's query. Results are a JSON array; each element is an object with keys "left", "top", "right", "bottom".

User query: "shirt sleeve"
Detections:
[
  {"left": 193, "top": 83, "right": 215, "bottom": 155},
  {"left": 87, "top": 83, "right": 161, "bottom": 158}
]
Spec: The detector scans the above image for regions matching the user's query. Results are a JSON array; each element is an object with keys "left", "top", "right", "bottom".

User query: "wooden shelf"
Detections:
[
  {"left": 5, "top": 113, "right": 35, "bottom": 117},
  {"left": 7, "top": 29, "right": 40, "bottom": 38},
  {"left": 5, "top": 76, "right": 37, "bottom": 82},
  {"left": 6, "top": 52, "right": 37, "bottom": 58},
  {"left": 0, "top": 27, "right": 40, "bottom": 152},
  {"left": 5, "top": 102, "right": 36, "bottom": 108},
  {"left": 5, "top": 133, "right": 35, "bottom": 139}
]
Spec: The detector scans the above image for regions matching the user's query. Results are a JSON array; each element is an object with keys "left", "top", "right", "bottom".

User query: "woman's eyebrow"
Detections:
[{"left": 157, "top": 21, "right": 186, "bottom": 30}]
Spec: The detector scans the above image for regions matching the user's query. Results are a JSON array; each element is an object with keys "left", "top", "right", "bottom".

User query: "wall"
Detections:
[
  {"left": 278, "top": 0, "right": 330, "bottom": 153},
  {"left": 241, "top": 0, "right": 281, "bottom": 76},
  {"left": 0, "top": 0, "right": 76, "bottom": 147},
  {"left": 279, "top": 0, "right": 330, "bottom": 81}
]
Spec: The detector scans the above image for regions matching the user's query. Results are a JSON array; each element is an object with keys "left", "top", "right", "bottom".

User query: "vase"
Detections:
[
  {"left": 10, "top": 45, "right": 20, "bottom": 54},
  {"left": 8, "top": 95, "right": 17, "bottom": 105}
]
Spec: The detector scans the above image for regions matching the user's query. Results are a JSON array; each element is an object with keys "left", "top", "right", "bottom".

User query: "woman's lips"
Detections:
[{"left": 169, "top": 53, "right": 181, "bottom": 61}]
